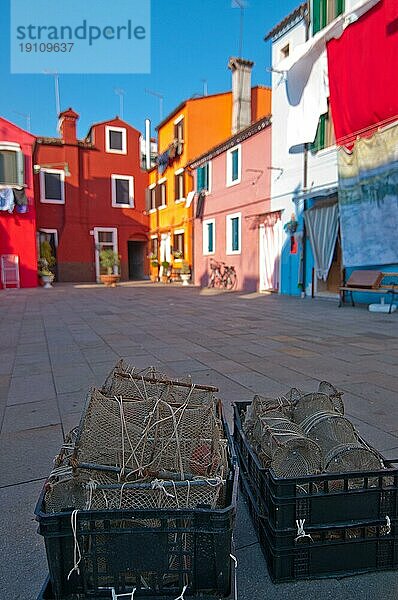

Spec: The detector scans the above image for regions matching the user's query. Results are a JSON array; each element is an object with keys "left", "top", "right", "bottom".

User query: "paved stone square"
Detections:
[{"left": 1, "top": 282, "right": 398, "bottom": 599}]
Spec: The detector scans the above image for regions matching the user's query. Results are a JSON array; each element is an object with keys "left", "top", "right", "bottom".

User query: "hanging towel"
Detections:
[
  {"left": 13, "top": 188, "right": 28, "bottom": 207},
  {"left": 0, "top": 188, "right": 15, "bottom": 212}
]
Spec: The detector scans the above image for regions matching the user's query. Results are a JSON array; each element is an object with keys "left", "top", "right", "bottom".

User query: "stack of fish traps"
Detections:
[
  {"left": 235, "top": 382, "right": 398, "bottom": 583},
  {"left": 44, "top": 360, "right": 229, "bottom": 514},
  {"left": 243, "top": 381, "right": 384, "bottom": 477}
]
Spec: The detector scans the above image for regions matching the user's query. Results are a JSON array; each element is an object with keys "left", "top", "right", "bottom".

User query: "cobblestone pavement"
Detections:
[{"left": 1, "top": 282, "right": 398, "bottom": 599}]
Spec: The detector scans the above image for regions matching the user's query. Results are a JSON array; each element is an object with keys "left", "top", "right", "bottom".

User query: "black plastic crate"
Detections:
[
  {"left": 36, "top": 414, "right": 238, "bottom": 600},
  {"left": 234, "top": 401, "right": 398, "bottom": 529},
  {"left": 239, "top": 468, "right": 398, "bottom": 582}
]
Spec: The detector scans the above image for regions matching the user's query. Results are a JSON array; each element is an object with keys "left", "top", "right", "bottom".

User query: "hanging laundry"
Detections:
[
  {"left": 157, "top": 149, "right": 170, "bottom": 175},
  {"left": 328, "top": 0, "right": 398, "bottom": 145},
  {"left": 0, "top": 188, "right": 15, "bottom": 212},
  {"left": 280, "top": 0, "right": 380, "bottom": 150},
  {"left": 13, "top": 188, "right": 28, "bottom": 207}
]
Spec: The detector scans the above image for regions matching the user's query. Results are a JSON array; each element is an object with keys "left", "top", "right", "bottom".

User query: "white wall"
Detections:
[{"left": 269, "top": 15, "right": 338, "bottom": 294}]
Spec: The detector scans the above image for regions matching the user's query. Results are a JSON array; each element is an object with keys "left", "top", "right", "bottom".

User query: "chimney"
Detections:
[
  {"left": 58, "top": 108, "right": 79, "bottom": 143},
  {"left": 228, "top": 57, "right": 254, "bottom": 134}
]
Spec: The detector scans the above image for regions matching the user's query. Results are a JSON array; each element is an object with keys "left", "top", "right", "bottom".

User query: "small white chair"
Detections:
[{"left": 1, "top": 254, "right": 20, "bottom": 289}]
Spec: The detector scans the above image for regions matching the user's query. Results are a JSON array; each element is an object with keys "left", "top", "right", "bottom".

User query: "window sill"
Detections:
[
  {"left": 226, "top": 250, "right": 241, "bottom": 255},
  {"left": 175, "top": 198, "right": 186, "bottom": 204},
  {"left": 40, "top": 198, "right": 65, "bottom": 204},
  {"left": 106, "top": 148, "right": 127, "bottom": 155},
  {"left": 203, "top": 251, "right": 215, "bottom": 256},
  {"left": 112, "top": 203, "right": 134, "bottom": 209},
  {"left": 158, "top": 204, "right": 167, "bottom": 210},
  {"left": 148, "top": 208, "right": 157, "bottom": 214},
  {"left": 226, "top": 178, "right": 241, "bottom": 188}
]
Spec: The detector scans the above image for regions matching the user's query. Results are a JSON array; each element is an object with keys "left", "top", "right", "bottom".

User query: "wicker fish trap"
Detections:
[
  {"left": 253, "top": 413, "right": 323, "bottom": 477},
  {"left": 44, "top": 469, "right": 225, "bottom": 513}
]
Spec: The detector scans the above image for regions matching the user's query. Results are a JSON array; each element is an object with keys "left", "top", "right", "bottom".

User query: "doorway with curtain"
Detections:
[
  {"left": 259, "top": 211, "right": 282, "bottom": 292},
  {"left": 304, "top": 197, "right": 340, "bottom": 297}
]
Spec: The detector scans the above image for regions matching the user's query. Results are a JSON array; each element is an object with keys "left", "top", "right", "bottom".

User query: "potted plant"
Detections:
[
  {"left": 99, "top": 249, "right": 120, "bottom": 287},
  {"left": 172, "top": 249, "right": 183, "bottom": 261},
  {"left": 38, "top": 258, "right": 55, "bottom": 288},
  {"left": 148, "top": 253, "right": 159, "bottom": 282},
  {"left": 180, "top": 260, "right": 191, "bottom": 286},
  {"left": 161, "top": 260, "right": 170, "bottom": 283}
]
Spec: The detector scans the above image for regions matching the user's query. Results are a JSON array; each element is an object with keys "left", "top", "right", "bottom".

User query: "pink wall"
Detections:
[
  {"left": 193, "top": 124, "right": 271, "bottom": 292},
  {"left": 0, "top": 118, "right": 37, "bottom": 289}
]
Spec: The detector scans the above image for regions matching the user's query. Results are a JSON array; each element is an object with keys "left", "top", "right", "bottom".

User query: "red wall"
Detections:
[
  {"left": 34, "top": 115, "right": 149, "bottom": 281},
  {"left": 0, "top": 118, "right": 37, "bottom": 288}
]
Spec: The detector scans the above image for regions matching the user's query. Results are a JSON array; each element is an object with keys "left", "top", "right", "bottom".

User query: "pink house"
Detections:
[{"left": 190, "top": 116, "right": 274, "bottom": 292}]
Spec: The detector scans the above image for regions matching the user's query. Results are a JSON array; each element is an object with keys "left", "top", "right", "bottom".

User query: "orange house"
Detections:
[{"left": 147, "top": 58, "right": 271, "bottom": 280}]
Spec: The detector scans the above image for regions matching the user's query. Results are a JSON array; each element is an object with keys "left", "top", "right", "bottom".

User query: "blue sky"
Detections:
[{"left": 1, "top": 0, "right": 300, "bottom": 138}]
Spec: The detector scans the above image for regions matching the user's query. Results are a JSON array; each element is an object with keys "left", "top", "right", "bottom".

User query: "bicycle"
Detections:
[
  {"left": 208, "top": 259, "right": 223, "bottom": 288},
  {"left": 208, "top": 260, "right": 237, "bottom": 290},
  {"left": 222, "top": 264, "right": 237, "bottom": 290}
]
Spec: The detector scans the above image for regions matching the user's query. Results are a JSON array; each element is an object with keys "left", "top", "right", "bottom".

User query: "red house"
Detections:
[
  {"left": 34, "top": 109, "right": 149, "bottom": 282},
  {"left": 0, "top": 117, "right": 37, "bottom": 289}
]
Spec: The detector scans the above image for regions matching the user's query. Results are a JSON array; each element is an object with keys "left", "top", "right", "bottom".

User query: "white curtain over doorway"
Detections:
[
  {"left": 259, "top": 212, "right": 282, "bottom": 291},
  {"left": 304, "top": 201, "right": 338, "bottom": 281}
]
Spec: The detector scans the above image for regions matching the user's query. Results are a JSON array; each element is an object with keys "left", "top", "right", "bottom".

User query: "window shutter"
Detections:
[
  {"left": 155, "top": 185, "right": 161, "bottom": 208},
  {"left": 232, "top": 150, "right": 239, "bottom": 181},
  {"left": 312, "top": 0, "right": 321, "bottom": 34},
  {"left": 145, "top": 188, "right": 151, "bottom": 211},
  {"left": 197, "top": 167, "right": 204, "bottom": 192},
  {"left": 232, "top": 218, "right": 239, "bottom": 251},
  {"left": 208, "top": 222, "right": 214, "bottom": 253},
  {"left": 336, "top": 0, "right": 345, "bottom": 17}
]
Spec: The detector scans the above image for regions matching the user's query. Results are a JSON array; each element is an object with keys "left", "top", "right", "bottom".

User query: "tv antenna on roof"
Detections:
[
  {"left": 13, "top": 111, "right": 31, "bottom": 132},
  {"left": 145, "top": 89, "right": 164, "bottom": 122},
  {"left": 114, "top": 88, "right": 125, "bottom": 119},
  {"left": 232, "top": 0, "right": 247, "bottom": 58}
]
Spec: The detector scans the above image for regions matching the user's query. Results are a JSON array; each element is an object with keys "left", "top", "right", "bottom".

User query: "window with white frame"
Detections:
[
  {"left": 203, "top": 219, "right": 215, "bottom": 255},
  {"left": 197, "top": 161, "right": 211, "bottom": 192},
  {"left": 40, "top": 168, "right": 65, "bottom": 204},
  {"left": 105, "top": 126, "right": 127, "bottom": 154},
  {"left": 174, "top": 169, "right": 185, "bottom": 201},
  {"left": 111, "top": 175, "right": 134, "bottom": 208},
  {"left": 173, "top": 229, "right": 185, "bottom": 258},
  {"left": 226, "top": 212, "right": 241, "bottom": 254},
  {"left": 0, "top": 143, "right": 24, "bottom": 185},
  {"left": 226, "top": 145, "right": 241, "bottom": 186}
]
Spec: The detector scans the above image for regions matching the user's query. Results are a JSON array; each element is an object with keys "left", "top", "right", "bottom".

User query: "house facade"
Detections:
[
  {"left": 266, "top": 0, "right": 387, "bottom": 299},
  {"left": 147, "top": 58, "right": 271, "bottom": 281},
  {"left": 34, "top": 109, "right": 149, "bottom": 282},
  {"left": 0, "top": 117, "right": 37, "bottom": 289},
  {"left": 190, "top": 116, "right": 272, "bottom": 292}
]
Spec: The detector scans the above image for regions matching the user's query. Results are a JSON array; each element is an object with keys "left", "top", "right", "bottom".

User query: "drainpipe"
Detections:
[
  {"left": 301, "top": 5, "right": 310, "bottom": 298},
  {"left": 186, "top": 166, "right": 195, "bottom": 283}
]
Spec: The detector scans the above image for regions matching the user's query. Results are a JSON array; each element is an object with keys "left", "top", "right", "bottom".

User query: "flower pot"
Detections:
[
  {"left": 150, "top": 274, "right": 158, "bottom": 283},
  {"left": 180, "top": 273, "right": 190, "bottom": 286},
  {"left": 100, "top": 274, "right": 120, "bottom": 288},
  {"left": 161, "top": 275, "right": 169, "bottom": 284},
  {"left": 41, "top": 274, "right": 54, "bottom": 289}
]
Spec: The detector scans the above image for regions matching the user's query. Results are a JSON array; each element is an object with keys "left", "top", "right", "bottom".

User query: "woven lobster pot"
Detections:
[
  {"left": 73, "top": 389, "right": 227, "bottom": 480},
  {"left": 300, "top": 411, "right": 358, "bottom": 458},
  {"left": 74, "top": 389, "right": 157, "bottom": 473},
  {"left": 102, "top": 361, "right": 218, "bottom": 410},
  {"left": 325, "top": 443, "right": 384, "bottom": 473},
  {"left": 253, "top": 413, "right": 323, "bottom": 477},
  {"left": 44, "top": 469, "right": 226, "bottom": 513},
  {"left": 293, "top": 393, "right": 343, "bottom": 425},
  {"left": 318, "top": 381, "right": 345, "bottom": 414}
]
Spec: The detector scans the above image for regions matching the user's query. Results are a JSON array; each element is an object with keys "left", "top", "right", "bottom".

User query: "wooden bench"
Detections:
[{"left": 339, "top": 270, "right": 398, "bottom": 313}]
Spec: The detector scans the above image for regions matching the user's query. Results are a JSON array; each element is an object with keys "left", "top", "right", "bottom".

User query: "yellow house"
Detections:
[{"left": 147, "top": 59, "right": 271, "bottom": 280}]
